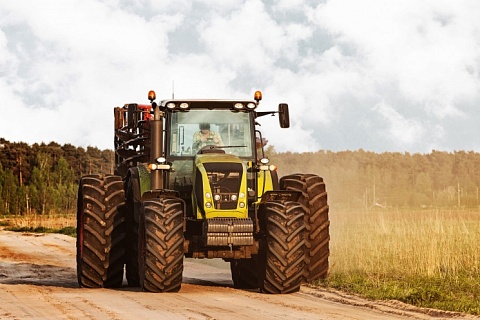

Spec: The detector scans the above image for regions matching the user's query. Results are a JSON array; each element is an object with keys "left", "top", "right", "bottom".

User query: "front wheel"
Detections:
[
  {"left": 138, "top": 197, "right": 185, "bottom": 292},
  {"left": 257, "top": 200, "right": 306, "bottom": 294}
]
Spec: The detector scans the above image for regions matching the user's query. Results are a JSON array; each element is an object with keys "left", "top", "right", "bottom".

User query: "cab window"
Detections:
[{"left": 168, "top": 110, "right": 253, "bottom": 158}]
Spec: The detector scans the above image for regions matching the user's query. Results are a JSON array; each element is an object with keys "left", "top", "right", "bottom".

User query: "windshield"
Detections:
[{"left": 168, "top": 109, "right": 254, "bottom": 158}]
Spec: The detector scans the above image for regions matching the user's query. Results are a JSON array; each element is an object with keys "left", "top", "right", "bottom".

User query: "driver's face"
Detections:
[{"left": 201, "top": 129, "right": 210, "bottom": 133}]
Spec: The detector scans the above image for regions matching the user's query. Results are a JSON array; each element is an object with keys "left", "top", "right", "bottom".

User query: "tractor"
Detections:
[{"left": 76, "top": 90, "right": 329, "bottom": 294}]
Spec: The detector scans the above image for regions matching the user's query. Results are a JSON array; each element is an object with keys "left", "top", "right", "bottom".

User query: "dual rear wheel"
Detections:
[
  {"left": 77, "top": 174, "right": 184, "bottom": 292},
  {"left": 230, "top": 173, "right": 330, "bottom": 292},
  {"left": 76, "top": 174, "right": 126, "bottom": 288},
  {"left": 280, "top": 174, "right": 330, "bottom": 282}
]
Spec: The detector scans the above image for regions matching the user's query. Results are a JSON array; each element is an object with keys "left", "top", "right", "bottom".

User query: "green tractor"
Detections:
[{"left": 76, "top": 90, "right": 329, "bottom": 294}]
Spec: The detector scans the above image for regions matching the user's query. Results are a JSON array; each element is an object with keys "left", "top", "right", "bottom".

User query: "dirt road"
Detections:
[{"left": 0, "top": 230, "right": 475, "bottom": 320}]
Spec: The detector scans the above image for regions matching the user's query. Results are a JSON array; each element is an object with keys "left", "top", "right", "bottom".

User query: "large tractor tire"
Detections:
[
  {"left": 280, "top": 174, "right": 330, "bottom": 282},
  {"left": 124, "top": 169, "right": 141, "bottom": 286},
  {"left": 230, "top": 258, "right": 259, "bottom": 289},
  {"left": 138, "top": 197, "right": 185, "bottom": 292},
  {"left": 76, "top": 174, "right": 126, "bottom": 288},
  {"left": 257, "top": 200, "right": 306, "bottom": 294}
]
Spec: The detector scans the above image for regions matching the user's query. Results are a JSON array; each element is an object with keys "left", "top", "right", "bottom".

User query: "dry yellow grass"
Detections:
[
  {"left": 329, "top": 208, "right": 480, "bottom": 279},
  {"left": 0, "top": 213, "right": 76, "bottom": 230}
]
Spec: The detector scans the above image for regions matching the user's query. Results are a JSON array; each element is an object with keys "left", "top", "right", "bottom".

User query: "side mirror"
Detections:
[{"left": 278, "top": 103, "right": 290, "bottom": 128}]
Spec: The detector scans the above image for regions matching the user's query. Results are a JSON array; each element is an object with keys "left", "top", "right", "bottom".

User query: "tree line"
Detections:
[
  {"left": 268, "top": 147, "right": 480, "bottom": 210},
  {"left": 0, "top": 139, "right": 113, "bottom": 215},
  {"left": 2, "top": 137, "right": 480, "bottom": 215}
]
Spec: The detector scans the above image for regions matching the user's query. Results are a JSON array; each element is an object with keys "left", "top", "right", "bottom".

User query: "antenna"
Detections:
[{"left": 172, "top": 80, "right": 175, "bottom": 99}]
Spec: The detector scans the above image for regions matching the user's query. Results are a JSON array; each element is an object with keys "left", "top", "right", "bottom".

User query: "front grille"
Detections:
[{"left": 203, "top": 163, "right": 243, "bottom": 210}]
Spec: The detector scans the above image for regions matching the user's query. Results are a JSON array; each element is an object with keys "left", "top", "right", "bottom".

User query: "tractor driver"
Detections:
[{"left": 192, "top": 123, "right": 223, "bottom": 151}]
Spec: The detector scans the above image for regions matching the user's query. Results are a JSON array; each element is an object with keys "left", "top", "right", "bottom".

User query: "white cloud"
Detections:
[
  {"left": 200, "top": 1, "right": 281, "bottom": 72},
  {"left": 374, "top": 102, "right": 426, "bottom": 146},
  {"left": 311, "top": 0, "right": 480, "bottom": 120}
]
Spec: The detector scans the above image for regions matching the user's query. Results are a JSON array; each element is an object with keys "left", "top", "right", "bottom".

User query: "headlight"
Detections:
[
  {"left": 156, "top": 157, "right": 166, "bottom": 163},
  {"left": 239, "top": 192, "right": 245, "bottom": 198},
  {"left": 231, "top": 194, "right": 238, "bottom": 201},
  {"left": 214, "top": 194, "right": 221, "bottom": 201},
  {"left": 260, "top": 158, "right": 269, "bottom": 164},
  {"left": 205, "top": 202, "right": 212, "bottom": 208}
]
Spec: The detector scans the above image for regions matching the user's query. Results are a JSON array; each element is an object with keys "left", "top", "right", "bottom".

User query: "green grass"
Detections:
[{"left": 319, "top": 271, "right": 480, "bottom": 315}]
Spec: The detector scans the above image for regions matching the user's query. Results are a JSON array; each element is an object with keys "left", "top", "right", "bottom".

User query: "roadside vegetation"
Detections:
[
  {"left": 0, "top": 213, "right": 76, "bottom": 236},
  {"left": 319, "top": 208, "right": 480, "bottom": 315}
]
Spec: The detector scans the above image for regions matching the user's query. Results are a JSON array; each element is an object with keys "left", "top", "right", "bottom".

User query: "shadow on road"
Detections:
[
  {"left": 0, "top": 261, "right": 77, "bottom": 288},
  {"left": 0, "top": 258, "right": 239, "bottom": 292}
]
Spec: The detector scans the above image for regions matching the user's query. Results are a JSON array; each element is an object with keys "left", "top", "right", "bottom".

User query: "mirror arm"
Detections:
[{"left": 255, "top": 111, "right": 276, "bottom": 118}]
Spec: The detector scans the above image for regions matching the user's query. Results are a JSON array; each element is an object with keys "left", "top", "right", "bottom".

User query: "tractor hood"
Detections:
[{"left": 193, "top": 153, "right": 248, "bottom": 219}]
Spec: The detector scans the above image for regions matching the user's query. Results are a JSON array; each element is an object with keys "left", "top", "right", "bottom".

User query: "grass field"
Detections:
[
  {"left": 321, "top": 208, "right": 480, "bottom": 315},
  {"left": 0, "top": 213, "right": 76, "bottom": 236},
  {"left": 2, "top": 208, "right": 479, "bottom": 314}
]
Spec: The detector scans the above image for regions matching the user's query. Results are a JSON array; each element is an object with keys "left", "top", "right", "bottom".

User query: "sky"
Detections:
[{"left": 1, "top": 0, "right": 480, "bottom": 153}]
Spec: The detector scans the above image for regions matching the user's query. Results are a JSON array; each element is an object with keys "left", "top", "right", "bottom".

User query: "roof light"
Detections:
[
  {"left": 254, "top": 91, "right": 262, "bottom": 103},
  {"left": 246, "top": 102, "right": 256, "bottom": 110},
  {"left": 156, "top": 157, "right": 166, "bottom": 163},
  {"left": 179, "top": 102, "right": 189, "bottom": 109},
  {"left": 166, "top": 102, "right": 176, "bottom": 109},
  {"left": 234, "top": 103, "right": 244, "bottom": 110},
  {"left": 148, "top": 90, "right": 156, "bottom": 102}
]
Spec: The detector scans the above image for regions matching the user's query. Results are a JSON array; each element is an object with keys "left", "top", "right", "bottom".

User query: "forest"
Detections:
[
  {"left": 0, "top": 138, "right": 113, "bottom": 215},
  {"left": 2, "top": 137, "right": 480, "bottom": 215},
  {"left": 267, "top": 146, "right": 480, "bottom": 210}
]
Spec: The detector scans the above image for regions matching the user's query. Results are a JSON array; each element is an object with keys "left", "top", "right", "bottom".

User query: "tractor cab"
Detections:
[{"left": 160, "top": 100, "right": 264, "bottom": 222}]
